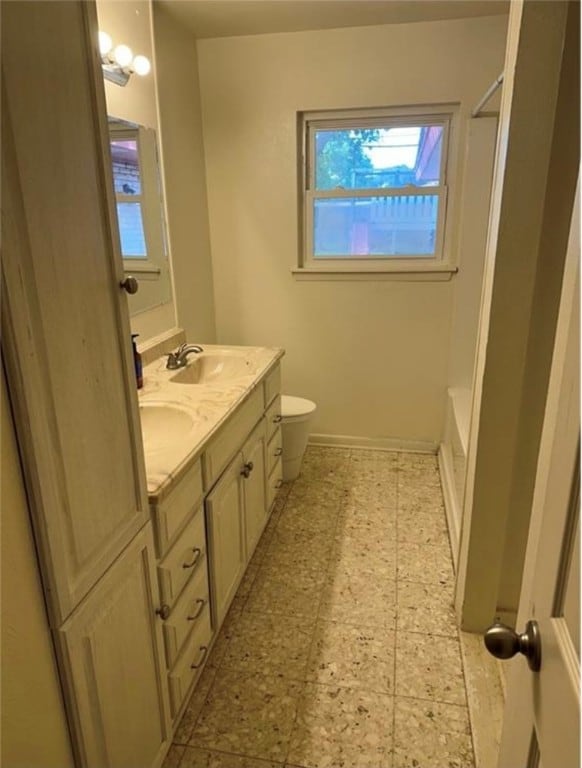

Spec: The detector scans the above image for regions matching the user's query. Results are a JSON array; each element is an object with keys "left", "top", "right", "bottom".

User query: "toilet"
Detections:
[{"left": 280, "top": 395, "right": 317, "bottom": 481}]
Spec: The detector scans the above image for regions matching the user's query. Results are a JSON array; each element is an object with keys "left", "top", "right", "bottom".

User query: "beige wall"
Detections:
[
  {"left": 153, "top": 5, "right": 216, "bottom": 343},
  {"left": 198, "top": 15, "right": 508, "bottom": 443},
  {"left": 1, "top": 369, "right": 75, "bottom": 768}
]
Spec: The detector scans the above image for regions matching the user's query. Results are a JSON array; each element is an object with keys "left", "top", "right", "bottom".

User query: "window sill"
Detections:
[{"left": 291, "top": 265, "right": 458, "bottom": 281}]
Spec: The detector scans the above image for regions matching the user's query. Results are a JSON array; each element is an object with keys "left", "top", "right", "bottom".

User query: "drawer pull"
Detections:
[
  {"left": 275, "top": 479, "right": 283, "bottom": 489},
  {"left": 182, "top": 547, "right": 202, "bottom": 569},
  {"left": 187, "top": 598, "right": 207, "bottom": 622},
  {"left": 190, "top": 645, "right": 208, "bottom": 670},
  {"left": 156, "top": 604, "right": 171, "bottom": 621},
  {"left": 273, "top": 414, "right": 282, "bottom": 424},
  {"left": 274, "top": 447, "right": 283, "bottom": 457},
  {"left": 240, "top": 461, "right": 254, "bottom": 478}
]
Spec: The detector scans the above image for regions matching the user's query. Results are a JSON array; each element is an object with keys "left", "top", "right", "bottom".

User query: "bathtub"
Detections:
[{"left": 438, "top": 387, "right": 472, "bottom": 571}]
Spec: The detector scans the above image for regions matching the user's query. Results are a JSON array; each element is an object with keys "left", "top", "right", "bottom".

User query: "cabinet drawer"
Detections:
[
  {"left": 152, "top": 459, "right": 203, "bottom": 556},
  {"left": 266, "top": 426, "right": 283, "bottom": 476},
  {"left": 263, "top": 363, "right": 281, "bottom": 407},
  {"left": 265, "top": 395, "right": 282, "bottom": 442},
  {"left": 203, "top": 386, "right": 263, "bottom": 489},
  {"left": 163, "top": 556, "right": 210, "bottom": 669},
  {"left": 158, "top": 507, "right": 206, "bottom": 607},
  {"left": 168, "top": 603, "right": 212, "bottom": 718},
  {"left": 267, "top": 458, "right": 283, "bottom": 510}
]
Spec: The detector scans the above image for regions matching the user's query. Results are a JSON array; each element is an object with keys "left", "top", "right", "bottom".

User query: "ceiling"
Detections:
[{"left": 157, "top": 0, "right": 509, "bottom": 40}]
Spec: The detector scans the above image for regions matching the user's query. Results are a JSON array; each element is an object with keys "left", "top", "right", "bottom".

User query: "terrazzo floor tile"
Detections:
[
  {"left": 334, "top": 511, "right": 397, "bottom": 540},
  {"left": 329, "top": 536, "right": 397, "bottom": 577},
  {"left": 174, "top": 664, "right": 219, "bottom": 744},
  {"left": 343, "top": 480, "right": 398, "bottom": 508},
  {"left": 398, "top": 484, "right": 443, "bottom": 509},
  {"left": 392, "top": 697, "right": 475, "bottom": 768},
  {"left": 179, "top": 746, "right": 284, "bottom": 768},
  {"left": 189, "top": 670, "right": 301, "bottom": 762},
  {"left": 395, "top": 632, "right": 467, "bottom": 705},
  {"left": 245, "top": 565, "right": 326, "bottom": 619},
  {"left": 276, "top": 504, "right": 339, "bottom": 536},
  {"left": 264, "top": 527, "right": 335, "bottom": 573},
  {"left": 287, "top": 683, "right": 394, "bottom": 768},
  {"left": 319, "top": 567, "right": 396, "bottom": 627},
  {"left": 220, "top": 611, "right": 315, "bottom": 680},
  {"left": 306, "top": 620, "right": 395, "bottom": 693},
  {"left": 397, "top": 580, "right": 458, "bottom": 637},
  {"left": 163, "top": 745, "right": 186, "bottom": 768},
  {"left": 397, "top": 507, "right": 449, "bottom": 547},
  {"left": 397, "top": 452, "right": 438, "bottom": 471},
  {"left": 397, "top": 541, "right": 454, "bottom": 586}
]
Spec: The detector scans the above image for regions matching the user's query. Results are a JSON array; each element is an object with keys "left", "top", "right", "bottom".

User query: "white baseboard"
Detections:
[
  {"left": 309, "top": 433, "right": 438, "bottom": 454},
  {"left": 438, "top": 442, "right": 460, "bottom": 572}
]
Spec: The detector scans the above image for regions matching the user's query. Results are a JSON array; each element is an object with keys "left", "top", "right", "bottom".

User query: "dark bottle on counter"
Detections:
[{"left": 131, "top": 333, "right": 143, "bottom": 389}]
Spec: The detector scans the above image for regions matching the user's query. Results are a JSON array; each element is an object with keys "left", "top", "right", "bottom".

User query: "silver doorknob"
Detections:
[
  {"left": 120, "top": 275, "right": 139, "bottom": 294},
  {"left": 484, "top": 620, "right": 541, "bottom": 671}
]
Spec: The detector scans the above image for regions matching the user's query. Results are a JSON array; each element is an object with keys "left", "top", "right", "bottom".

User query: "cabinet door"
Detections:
[
  {"left": 58, "top": 525, "right": 171, "bottom": 768},
  {"left": 205, "top": 454, "right": 245, "bottom": 627},
  {"left": 243, "top": 421, "right": 268, "bottom": 557},
  {"left": 1, "top": 1, "right": 149, "bottom": 624}
]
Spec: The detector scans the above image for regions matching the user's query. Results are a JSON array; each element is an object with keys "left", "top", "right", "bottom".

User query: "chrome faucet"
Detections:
[{"left": 166, "top": 343, "right": 204, "bottom": 370}]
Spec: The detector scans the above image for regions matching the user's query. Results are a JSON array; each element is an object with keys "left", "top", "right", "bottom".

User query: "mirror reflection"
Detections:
[{"left": 108, "top": 116, "right": 172, "bottom": 316}]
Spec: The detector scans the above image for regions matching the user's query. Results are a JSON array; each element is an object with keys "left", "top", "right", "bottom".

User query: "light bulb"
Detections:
[
  {"left": 113, "top": 44, "right": 133, "bottom": 68},
  {"left": 132, "top": 55, "right": 151, "bottom": 77},
  {"left": 98, "top": 30, "right": 112, "bottom": 57}
]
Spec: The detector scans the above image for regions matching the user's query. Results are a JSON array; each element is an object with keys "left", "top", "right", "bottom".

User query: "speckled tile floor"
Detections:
[{"left": 165, "top": 447, "right": 476, "bottom": 768}]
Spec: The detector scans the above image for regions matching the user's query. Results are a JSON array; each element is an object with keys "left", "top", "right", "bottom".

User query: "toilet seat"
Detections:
[{"left": 281, "top": 395, "right": 317, "bottom": 422}]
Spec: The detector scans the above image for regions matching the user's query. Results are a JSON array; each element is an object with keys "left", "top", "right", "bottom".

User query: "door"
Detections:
[
  {"left": 205, "top": 453, "right": 246, "bottom": 627},
  {"left": 1, "top": 1, "right": 149, "bottom": 625},
  {"left": 58, "top": 524, "right": 171, "bottom": 768},
  {"left": 493, "top": 185, "right": 580, "bottom": 767}
]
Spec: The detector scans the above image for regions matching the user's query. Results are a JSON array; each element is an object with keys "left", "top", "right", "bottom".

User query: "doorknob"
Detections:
[
  {"left": 120, "top": 275, "right": 139, "bottom": 294},
  {"left": 484, "top": 620, "right": 542, "bottom": 672}
]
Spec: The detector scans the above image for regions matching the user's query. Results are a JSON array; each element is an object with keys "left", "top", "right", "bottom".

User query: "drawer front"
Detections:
[
  {"left": 265, "top": 395, "right": 282, "bottom": 442},
  {"left": 266, "top": 426, "right": 283, "bottom": 476},
  {"left": 152, "top": 460, "right": 203, "bottom": 556},
  {"left": 203, "top": 386, "right": 263, "bottom": 489},
  {"left": 267, "top": 458, "right": 283, "bottom": 510},
  {"left": 158, "top": 507, "right": 206, "bottom": 606},
  {"left": 168, "top": 603, "right": 212, "bottom": 718},
  {"left": 263, "top": 363, "right": 281, "bottom": 407},
  {"left": 163, "top": 556, "right": 210, "bottom": 669}
]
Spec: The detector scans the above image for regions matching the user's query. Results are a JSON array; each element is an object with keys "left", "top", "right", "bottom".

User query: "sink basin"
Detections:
[
  {"left": 170, "top": 351, "right": 257, "bottom": 385},
  {"left": 139, "top": 402, "right": 195, "bottom": 453}
]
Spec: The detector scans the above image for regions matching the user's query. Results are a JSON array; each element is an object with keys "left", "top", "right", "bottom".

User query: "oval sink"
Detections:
[
  {"left": 139, "top": 402, "right": 195, "bottom": 453},
  {"left": 170, "top": 351, "right": 257, "bottom": 385}
]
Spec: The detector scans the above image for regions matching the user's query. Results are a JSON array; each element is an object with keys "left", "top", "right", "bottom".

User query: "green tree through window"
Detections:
[{"left": 315, "top": 129, "right": 380, "bottom": 190}]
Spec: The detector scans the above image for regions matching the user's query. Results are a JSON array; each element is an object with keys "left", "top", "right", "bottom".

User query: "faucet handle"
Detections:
[{"left": 166, "top": 351, "right": 180, "bottom": 370}]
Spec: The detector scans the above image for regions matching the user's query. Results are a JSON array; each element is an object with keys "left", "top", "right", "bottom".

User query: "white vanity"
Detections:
[{"left": 139, "top": 343, "right": 284, "bottom": 726}]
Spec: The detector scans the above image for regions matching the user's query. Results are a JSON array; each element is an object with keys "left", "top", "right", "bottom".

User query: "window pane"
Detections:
[
  {"left": 110, "top": 139, "right": 142, "bottom": 195},
  {"left": 314, "top": 125, "right": 443, "bottom": 191},
  {"left": 116, "top": 203, "right": 147, "bottom": 258},
  {"left": 313, "top": 195, "right": 439, "bottom": 257}
]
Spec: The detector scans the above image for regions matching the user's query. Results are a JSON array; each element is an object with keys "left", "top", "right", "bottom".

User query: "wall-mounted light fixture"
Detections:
[{"left": 99, "top": 31, "right": 151, "bottom": 87}]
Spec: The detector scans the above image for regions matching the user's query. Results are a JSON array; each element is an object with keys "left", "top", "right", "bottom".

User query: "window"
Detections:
[
  {"left": 109, "top": 124, "right": 166, "bottom": 276},
  {"left": 300, "top": 107, "right": 456, "bottom": 274}
]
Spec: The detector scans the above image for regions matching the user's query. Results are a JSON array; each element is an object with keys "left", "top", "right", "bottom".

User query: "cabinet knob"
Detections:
[
  {"left": 156, "top": 604, "right": 171, "bottom": 621},
  {"left": 240, "top": 461, "right": 254, "bottom": 478},
  {"left": 273, "top": 414, "right": 282, "bottom": 423},
  {"left": 120, "top": 275, "right": 139, "bottom": 294},
  {"left": 274, "top": 447, "right": 283, "bottom": 457}
]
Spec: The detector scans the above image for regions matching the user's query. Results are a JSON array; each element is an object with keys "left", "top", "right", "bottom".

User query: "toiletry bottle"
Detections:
[{"left": 131, "top": 333, "right": 143, "bottom": 389}]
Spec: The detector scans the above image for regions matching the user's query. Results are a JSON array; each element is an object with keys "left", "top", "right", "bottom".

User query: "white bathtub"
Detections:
[{"left": 438, "top": 387, "right": 472, "bottom": 571}]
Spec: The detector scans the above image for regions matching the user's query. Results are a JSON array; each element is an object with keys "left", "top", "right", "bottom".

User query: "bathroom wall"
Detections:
[
  {"left": 153, "top": 4, "right": 216, "bottom": 343},
  {"left": 197, "top": 16, "right": 508, "bottom": 444},
  {"left": 1, "top": 368, "right": 75, "bottom": 768}
]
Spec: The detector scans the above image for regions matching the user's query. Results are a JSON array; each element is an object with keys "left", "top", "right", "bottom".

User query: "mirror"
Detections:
[{"left": 108, "top": 116, "right": 172, "bottom": 317}]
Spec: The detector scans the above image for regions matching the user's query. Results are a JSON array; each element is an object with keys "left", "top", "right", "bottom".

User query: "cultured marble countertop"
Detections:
[{"left": 138, "top": 344, "right": 284, "bottom": 499}]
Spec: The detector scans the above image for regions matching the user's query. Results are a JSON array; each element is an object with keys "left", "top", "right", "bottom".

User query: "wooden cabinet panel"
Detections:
[
  {"left": 243, "top": 422, "right": 268, "bottom": 557},
  {"left": 168, "top": 603, "right": 212, "bottom": 718},
  {"left": 1, "top": 1, "right": 149, "bottom": 625},
  {"left": 267, "top": 427, "right": 283, "bottom": 476},
  {"left": 58, "top": 525, "right": 170, "bottom": 768},
  {"left": 265, "top": 396, "right": 282, "bottom": 442},
  {"left": 264, "top": 364, "right": 281, "bottom": 407},
  {"left": 152, "top": 460, "right": 203, "bottom": 555},
  {"left": 163, "top": 558, "right": 210, "bottom": 669},
  {"left": 205, "top": 456, "right": 245, "bottom": 627},
  {"left": 267, "top": 459, "right": 284, "bottom": 511}
]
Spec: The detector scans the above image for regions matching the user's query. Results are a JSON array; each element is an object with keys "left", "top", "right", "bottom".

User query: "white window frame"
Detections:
[
  {"left": 297, "top": 105, "right": 458, "bottom": 278},
  {"left": 110, "top": 125, "right": 165, "bottom": 278}
]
